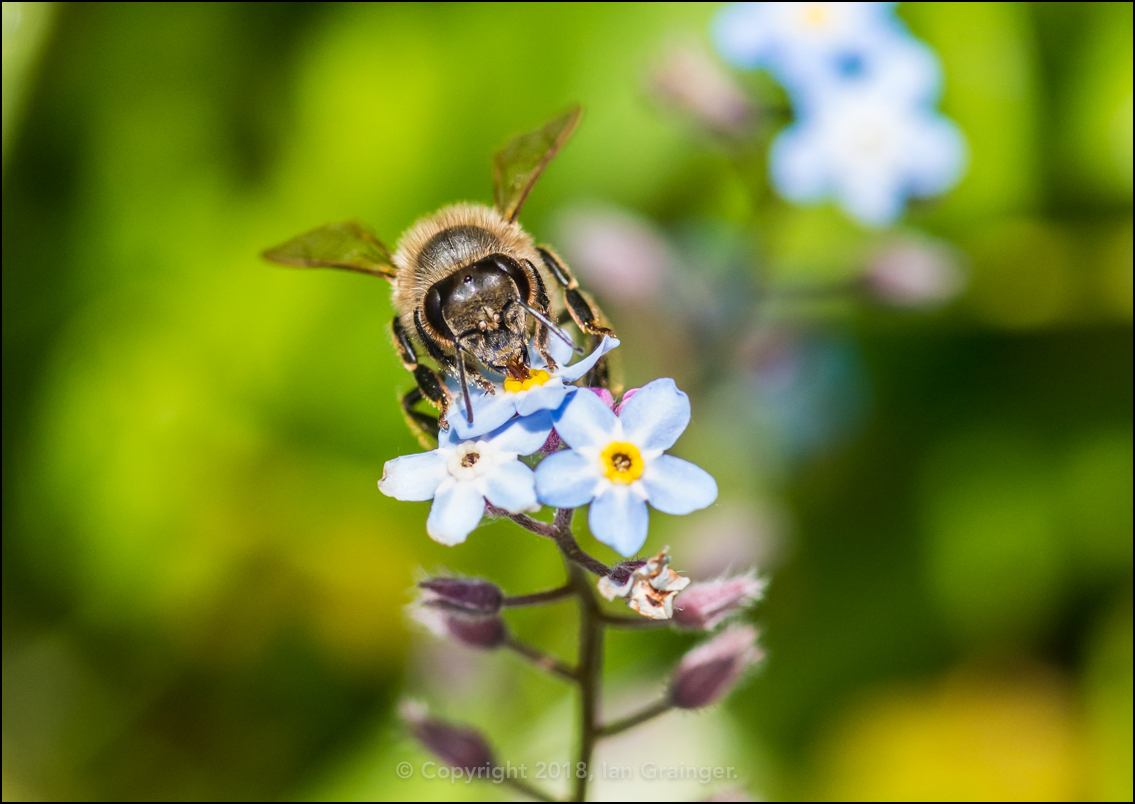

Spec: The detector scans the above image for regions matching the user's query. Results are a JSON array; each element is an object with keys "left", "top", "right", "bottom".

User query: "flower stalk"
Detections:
[{"left": 388, "top": 368, "right": 756, "bottom": 800}]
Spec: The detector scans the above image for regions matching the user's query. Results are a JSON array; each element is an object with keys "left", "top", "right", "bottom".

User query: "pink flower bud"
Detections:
[
  {"left": 419, "top": 577, "right": 503, "bottom": 614},
  {"left": 555, "top": 207, "right": 674, "bottom": 304},
  {"left": 863, "top": 238, "right": 966, "bottom": 308},
  {"left": 650, "top": 43, "right": 755, "bottom": 137},
  {"left": 615, "top": 387, "right": 640, "bottom": 415},
  {"left": 401, "top": 702, "right": 495, "bottom": 772},
  {"left": 410, "top": 605, "right": 507, "bottom": 650},
  {"left": 670, "top": 625, "right": 762, "bottom": 709},
  {"left": 673, "top": 573, "right": 765, "bottom": 631},
  {"left": 586, "top": 387, "right": 616, "bottom": 409}
]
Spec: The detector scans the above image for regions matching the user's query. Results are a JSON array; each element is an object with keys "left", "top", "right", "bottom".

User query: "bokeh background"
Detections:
[{"left": 3, "top": 2, "right": 1131, "bottom": 801}]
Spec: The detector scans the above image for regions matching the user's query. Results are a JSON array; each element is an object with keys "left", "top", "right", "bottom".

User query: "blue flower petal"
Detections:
[
  {"left": 713, "top": 2, "right": 772, "bottom": 69},
  {"left": 378, "top": 451, "right": 447, "bottom": 501},
  {"left": 553, "top": 386, "right": 619, "bottom": 449},
  {"left": 840, "top": 171, "right": 905, "bottom": 227},
  {"left": 589, "top": 486, "right": 649, "bottom": 557},
  {"left": 770, "top": 123, "right": 829, "bottom": 203},
  {"left": 487, "top": 411, "right": 554, "bottom": 455},
  {"left": 425, "top": 479, "right": 486, "bottom": 546},
  {"left": 535, "top": 450, "right": 602, "bottom": 507},
  {"left": 558, "top": 336, "right": 620, "bottom": 383},
  {"left": 641, "top": 455, "right": 718, "bottom": 515},
  {"left": 481, "top": 460, "right": 538, "bottom": 513},
  {"left": 908, "top": 112, "right": 967, "bottom": 197},
  {"left": 618, "top": 378, "right": 691, "bottom": 453},
  {"left": 545, "top": 331, "right": 577, "bottom": 368},
  {"left": 515, "top": 383, "right": 569, "bottom": 417},
  {"left": 449, "top": 387, "right": 517, "bottom": 440}
]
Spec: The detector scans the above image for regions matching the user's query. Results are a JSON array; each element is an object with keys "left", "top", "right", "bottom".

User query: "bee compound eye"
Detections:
[{"left": 491, "top": 254, "right": 530, "bottom": 302}]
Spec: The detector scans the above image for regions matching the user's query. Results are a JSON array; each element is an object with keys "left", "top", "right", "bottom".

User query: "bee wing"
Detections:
[
  {"left": 262, "top": 221, "right": 396, "bottom": 279},
  {"left": 492, "top": 105, "right": 582, "bottom": 223}
]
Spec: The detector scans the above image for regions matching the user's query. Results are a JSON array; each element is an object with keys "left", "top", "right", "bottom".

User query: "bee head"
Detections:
[{"left": 425, "top": 254, "right": 532, "bottom": 377}]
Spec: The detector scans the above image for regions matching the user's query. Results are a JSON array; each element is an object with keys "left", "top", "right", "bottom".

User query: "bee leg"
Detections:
[
  {"left": 413, "top": 308, "right": 495, "bottom": 396},
  {"left": 401, "top": 387, "right": 440, "bottom": 445},
  {"left": 527, "top": 263, "right": 558, "bottom": 371},
  {"left": 471, "top": 371, "right": 495, "bottom": 393},
  {"left": 392, "top": 316, "right": 451, "bottom": 433},
  {"left": 537, "top": 246, "right": 616, "bottom": 388},
  {"left": 536, "top": 246, "right": 615, "bottom": 339}
]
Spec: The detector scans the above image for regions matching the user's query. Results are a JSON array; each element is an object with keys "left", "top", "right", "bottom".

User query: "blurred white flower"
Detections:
[
  {"left": 715, "top": 2, "right": 941, "bottom": 108},
  {"left": 771, "top": 89, "right": 966, "bottom": 226},
  {"left": 713, "top": 2, "right": 966, "bottom": 227}
]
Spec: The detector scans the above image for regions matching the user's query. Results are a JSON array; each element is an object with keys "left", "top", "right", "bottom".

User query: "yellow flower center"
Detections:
[
  {"left": 503, "top": 368, "right": 551, "bottom": 393},
  {"left": 802, "top": 3, "right": 830, "bottom": 27},
  {"left": 601, "top": 441, "right": 645, "bottom": 484}
]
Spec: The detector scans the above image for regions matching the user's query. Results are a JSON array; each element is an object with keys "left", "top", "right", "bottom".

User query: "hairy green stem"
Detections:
[
  {"left": 597, "top": 699, "right": 673, "bottom": 738},
  {"left": 496, "top": 507, "right": 610, "bottom": 577},
  {"left": 597, "top": 612, "right": 672, "bottom": 629},
  {"left": 504, "top": 635, "right": 577, "bottom": 682},
  {"left": 568, "top": 561, "right": 603, "bottom": 801},
  {"left": 503, "top": 584, "right": 575, "bottom": 608}
]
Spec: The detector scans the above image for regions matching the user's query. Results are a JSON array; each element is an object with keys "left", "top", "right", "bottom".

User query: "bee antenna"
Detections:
[
  {"left": 453, "top": 337, "right": 474, "bottom": 424},
  {"left": 517, "top": 301, "right": 585, "bottom": 355}
]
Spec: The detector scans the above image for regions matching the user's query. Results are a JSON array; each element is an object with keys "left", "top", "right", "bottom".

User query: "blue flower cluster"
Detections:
[
  {"left": 713, "top": 2, "right": 966, "bottom": 226},
  {"left": 379, "top": 338, "right": 717, "bottom": 557}
]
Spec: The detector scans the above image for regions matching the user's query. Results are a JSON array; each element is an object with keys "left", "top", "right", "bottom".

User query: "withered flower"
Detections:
[{"left": 597, "top": 546, "right": 691, "bottom": 619}]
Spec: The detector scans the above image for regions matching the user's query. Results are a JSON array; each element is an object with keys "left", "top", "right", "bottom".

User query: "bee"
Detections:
[{"left": 263, "top": 106, "right": 614, "bottom": 440}]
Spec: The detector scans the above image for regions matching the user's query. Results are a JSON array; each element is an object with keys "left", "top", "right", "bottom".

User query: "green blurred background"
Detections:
[{"left": 2, "top": 2, "right": 1131, "bottom": 800}]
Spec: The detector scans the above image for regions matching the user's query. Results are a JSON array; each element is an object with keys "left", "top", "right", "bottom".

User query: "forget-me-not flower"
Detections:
[
  {"left": 534, "top": 378, "right": 718, "bottom": 557},
  {"left": 770, "top": 88, "right": 966, "bottom": 226},
  {"left": 715, "top": 2, "right": 941, "bottom": 107},
  {"left": 713, "top": 2, "right": 966, "bottom": 227},
  {"left": 379, "top": 413, "right": 553, "bottom": 546},
  {"left": 448, "top": 335, "right": 620, "bottom": 440}
]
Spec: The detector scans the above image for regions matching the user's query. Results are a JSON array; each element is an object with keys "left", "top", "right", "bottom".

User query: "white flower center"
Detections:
[{"left": 447, "top": 441, "right": 494, "bottom": 481}]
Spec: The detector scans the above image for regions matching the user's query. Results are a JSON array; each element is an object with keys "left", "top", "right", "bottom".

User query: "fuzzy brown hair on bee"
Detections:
[
  {"left": 392, "top": 202, "right": 551, "bottom": 382},
  {"left": 262, "top": 106, "right": 615, "bottom": 443}
]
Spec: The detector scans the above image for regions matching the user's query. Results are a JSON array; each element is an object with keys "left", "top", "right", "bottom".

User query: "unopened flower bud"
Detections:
[
  {"left": 673, "top": 572, "right": 766, "bottom": 631},
  {"left": 555, "top": 206, "right": 674, "bottom": 304},
  {"left": 650, "top": 43, "right": 755, "bottom": 137},
  {"left": 410, "top": 604, "right": 507, "bottom": 650},
  {"left": 863, "top": 238, "right": 966, "bottom": 308},
  {"left": 401, "top": 702, "right": 495, "bottom": 773},
  {"left": 419, "top": 577, "right": 503, "bottom": 614},
  {"left": 587, "top": 387, "right": 616, "bottom": 409},
  {"left": 669, "top": 625, "right": 762, "bottom": 709},
  {"left": 615, "top": 387, "right": 640, "bottom": 415}
]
